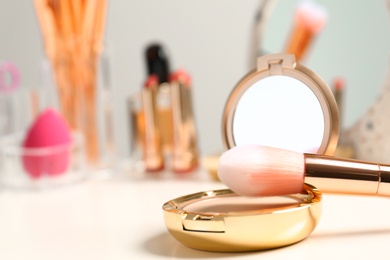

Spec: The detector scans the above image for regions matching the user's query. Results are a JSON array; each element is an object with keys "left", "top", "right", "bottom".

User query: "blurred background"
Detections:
[{"left": 1, "top": 0, "right": 389, "bottom": 160}]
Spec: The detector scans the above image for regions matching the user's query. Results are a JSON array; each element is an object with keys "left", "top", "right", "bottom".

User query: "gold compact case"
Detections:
[
  {"left": 163, "top": 184, "right": 321, "bottom": 252},
  {"left": 163, "top": 53, "right": 339, "bottom": 252}
]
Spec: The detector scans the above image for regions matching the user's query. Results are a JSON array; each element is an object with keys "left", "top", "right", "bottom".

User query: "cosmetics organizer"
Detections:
[{"left": 0, "top": 89, "right": 86, "bottom": 189}]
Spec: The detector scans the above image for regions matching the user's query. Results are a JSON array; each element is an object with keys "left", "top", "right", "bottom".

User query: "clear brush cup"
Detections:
[
  {"left": 0, "top": 132, "right": 85, "bottom": 190},
  {"left": 128, "top": 91, "right": 146, "bottom": 173},
  {"left": 43, "top": 41, "right": 116, "bottom": 178},
  {"left": 0, "top": 89, "right": 86, "bottom": 190}
]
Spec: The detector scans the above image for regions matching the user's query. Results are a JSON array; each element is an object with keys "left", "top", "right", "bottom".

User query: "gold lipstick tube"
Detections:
[
  {"left": 170, "top": 70, "right": 199, "bottom": 173},
  {"left": 305, "top": 154, "right": 390, "bottom": 197},
  {"left": 156, "top": 83, "right": 173, "bottom": 155},
  {"left": 142, "top": 76, "right": 164, "bottom": 172}
]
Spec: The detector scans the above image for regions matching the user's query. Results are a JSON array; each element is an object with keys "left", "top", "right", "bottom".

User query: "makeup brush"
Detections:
[
  {"left": 331, "top": 77, "right": 355, "bottom": 159},
  {"left": 332, "top": 77, "right": 345, "bottom": 123},
  {"left": 284, "top": 0, "right": 327, "bottom": 61},
  {"left": 33, "top": 0, "right": 109, "bottom": 165},
  {"left": 218, "top": 144, "right": 390, "bottom": 198}
]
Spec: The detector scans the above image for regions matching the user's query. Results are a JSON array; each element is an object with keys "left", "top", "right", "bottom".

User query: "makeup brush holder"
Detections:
[
  {"left": 43, "top": 46, "right": 116, "bottom": 178},
  {"left": 0, "top": 89, "right": 86, "bottom": 190}
]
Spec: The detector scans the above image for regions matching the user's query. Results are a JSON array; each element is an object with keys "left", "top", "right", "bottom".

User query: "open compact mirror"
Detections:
[
  {"left": 163, "top": 53, "right": 338, "bottom": 252},
  {"left": 223, "top": 53, "right": 339, "bottom": 155}
]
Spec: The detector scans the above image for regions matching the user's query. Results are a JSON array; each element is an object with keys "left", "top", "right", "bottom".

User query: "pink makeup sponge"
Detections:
[{"left": 22, "top": 108, "right": 72, "bottom": 179}]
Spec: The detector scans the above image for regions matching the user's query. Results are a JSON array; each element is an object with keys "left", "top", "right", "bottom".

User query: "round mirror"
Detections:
[
  {"left": 233, "top": 75, "right": 324, "bottom": 153},
  {"left": 223, "top": 53, "right": 339, "bottom": 155}
]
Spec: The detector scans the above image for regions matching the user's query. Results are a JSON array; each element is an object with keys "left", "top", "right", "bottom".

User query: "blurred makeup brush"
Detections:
[
  {"left": 332, "top": 77, "right": 355, "bottom": 159},
  {"left": 218, "top": 144, "right": 390, "bottom": 198},
  {"left": 33, "top": 0, "right": 108, "bottom": 164},
  {"left": 284, "top": 0, "right": 327, "bottom": 61},
  {"left": 332, "top": 77, "right": 345, "bottom": 122}
]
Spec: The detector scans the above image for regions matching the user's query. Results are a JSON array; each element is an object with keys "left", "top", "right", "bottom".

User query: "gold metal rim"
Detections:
[
  {"left": 222, "top": 53, "right": 339, "bottom": 156},
  {"left": 162, "top": 183, "right": 322, "bottom": 252}
]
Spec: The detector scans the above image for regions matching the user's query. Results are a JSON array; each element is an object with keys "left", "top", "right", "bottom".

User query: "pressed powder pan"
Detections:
[{"left": 163, "top": 53, "right": 339, "bottom": 252}]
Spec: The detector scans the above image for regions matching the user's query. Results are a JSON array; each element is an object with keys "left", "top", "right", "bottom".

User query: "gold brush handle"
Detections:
[{"left": 305, "top": 154, "right": 390, "bottom": 197}]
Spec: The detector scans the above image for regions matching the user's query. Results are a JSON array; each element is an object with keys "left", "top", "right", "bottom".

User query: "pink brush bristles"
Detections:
[
  {"left": 295, "top": 1, "right": 327, "bottom": 34},
  {"left": 285, "top": 0, "right": 327, "bottom": 61},
  {"left": 218, "top": 145, "right": 305, "bottom": 197}
]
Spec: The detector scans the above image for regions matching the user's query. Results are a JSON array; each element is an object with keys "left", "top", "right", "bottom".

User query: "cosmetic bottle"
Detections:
[
  {"left": 169, "top": 69, "right": 199, "bottom": 173},
  {"left": 141, "top": 75, "right": 164, "bottom": 172},
  {"left": 146, "top": 44, "right": 170, "bottom": 85},
  {"left": 145, "top": 44, "right": 173, "bottom": 155}
]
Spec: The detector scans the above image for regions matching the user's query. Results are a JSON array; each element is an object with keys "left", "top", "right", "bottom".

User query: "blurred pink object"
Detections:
[
  {"left": 22, "top": 108, "right": 72, "bottom": 179},
  {"left": 0, "top": 61, "right": 20, "bottom": 93}
]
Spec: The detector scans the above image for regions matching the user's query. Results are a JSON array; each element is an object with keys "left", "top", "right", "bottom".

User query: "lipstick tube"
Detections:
[
  {"left": 141, "top": 75, "right": 164, "bottom": 172},
  {"left": 304, "top": 154, "right": 390, "bottom": 197},
  {"left": 156, "top": 83, "right": 173, "bottom": 155},
  {"left": 169, "top": 70, "right": 199, "bottom": 173},
  {"left": 145, "top": 43, "right": 173, "bottom": 154}
]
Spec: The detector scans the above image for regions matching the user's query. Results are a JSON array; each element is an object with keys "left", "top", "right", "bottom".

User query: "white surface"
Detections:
[{"left": 1, "top": 169, "right": 390, "bottom": 259}]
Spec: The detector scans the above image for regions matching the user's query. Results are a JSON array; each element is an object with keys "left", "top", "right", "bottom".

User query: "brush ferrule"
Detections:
[
  {"left": 304, "top": 154, "right": 382, "bottom": 196},
  {"left": 377, "top": 165, "right": 390, "bottom": 197}
]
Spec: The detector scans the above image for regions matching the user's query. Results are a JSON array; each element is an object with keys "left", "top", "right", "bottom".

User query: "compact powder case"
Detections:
[
  {"left": 163, "top": 53, "right": 340, "bottom": 252},
  {"left": 163, "top": 184, "right": 321, "bottom": 252}
]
